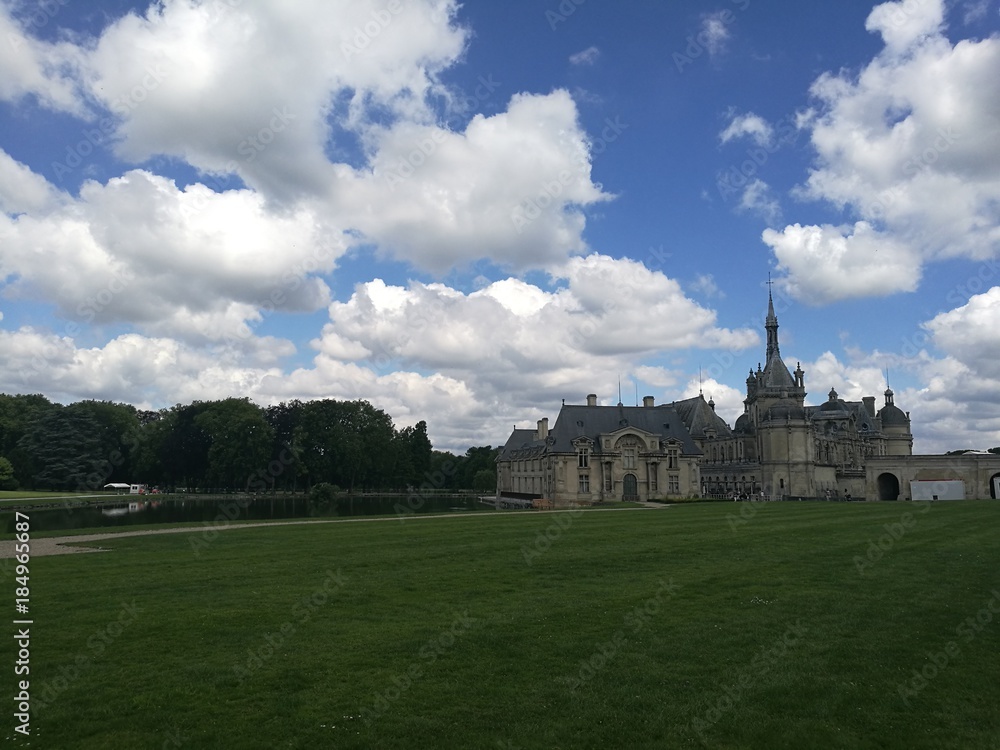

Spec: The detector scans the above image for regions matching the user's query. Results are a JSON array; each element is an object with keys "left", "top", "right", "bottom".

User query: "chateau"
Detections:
[{"left": 497, "top": 291, "right": 1000, "bottom": 503}]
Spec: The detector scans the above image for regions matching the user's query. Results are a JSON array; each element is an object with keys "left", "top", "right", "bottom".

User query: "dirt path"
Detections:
[{"left": 1, "top": 504, "right": 668, "bottom": 559}]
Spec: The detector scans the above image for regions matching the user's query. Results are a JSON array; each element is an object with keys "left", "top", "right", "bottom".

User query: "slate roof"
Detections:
[
  {"left": 499, "top": 402, "right": 703, "bottom": 461},
  {"left": 672, "top": 394, "right": 733, "bottom": 439},
  {"left": 497, "top": 428, "right": 544, "bottom": 462},
  {"left": 761, "top": 352, "right": 797, "bottom": 390}
]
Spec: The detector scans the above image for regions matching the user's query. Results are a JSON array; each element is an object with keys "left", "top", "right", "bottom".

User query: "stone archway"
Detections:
[
  {"left": 877, "top": 472, "right": 900, "bottom": 501},
  {"left": 622, "top": 473, "right": 638, "bottom": 501}
]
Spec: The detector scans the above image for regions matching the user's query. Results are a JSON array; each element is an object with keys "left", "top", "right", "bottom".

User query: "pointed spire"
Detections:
[{"left": 765, "top": 275, "right": 780, "bottom": 358}]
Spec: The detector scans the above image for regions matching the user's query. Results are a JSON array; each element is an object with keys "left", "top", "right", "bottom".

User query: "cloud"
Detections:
[
  {"left": 72, "top": 0, "right": 469, "bottom": 202},
  {"left": 341, "top": 90, "right": 613, "bottom": 273},
  {"left": 923, "top": 285, "right": 1000, "bottom": 379},
  {"left": 0, "top": 7, "right": 85, "bottom": 114},
  {"left": 700, "top": 12, "right": 732, "bottom": 56},
  {"left": 569, "top": 46, "right": 601, "bottom": 66},
  {"left": 763, "top": 222, "right": 921, "bottom": 304},
  {"left": 0, "top": 168, "right": 344, "bottom": 343},
  {"left": 720, "top": 112, "right": 773, "bottom": 146},
  {"left": 309, "top": 254, "right": 758, "bottom": 435},
  {"left": 738, "top": 179, "right": 781, "bottom": 222},
  {"left": 961, "top": 0, "right": 990, "bottom": 25},
  {"left": 690, "top": 274, "right": 725, "bottom": 299},
  {"left": 767, "top": 0, "right": 1000, "bottom": 302},
  {"left": 865, "top": 0, "right": 945, "bottom": 54},
  {"left": 0, "top": 149, "right": 65, "bottom": 214}
]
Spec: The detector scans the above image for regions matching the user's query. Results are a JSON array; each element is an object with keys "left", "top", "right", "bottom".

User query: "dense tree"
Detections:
[
  {"left": 300, "top": 399, "right": 397, "bottom": 491},
  {"left": 472, "top": 469, "right": 496, "bottom": 493},
  {"left": 0, "top": 456, "right": 17, "bottom": 490},
  {"left": 263, "top": 400, "right": 307, "bottom": 491},
  {"left": 400, "top": 420, "right": 433, "bottom": 485},
  {"left": 17, "top": 407, "right": 107, "bottom": 490},
  {"left": 195, "top": 398, "right": 273, "bottom": 489},
  {"left": 158, "top": 402, "right": 213, "bottom": 489},
  {"left": 0, "top": 391, "right": 493, "bottom": 494},
  {"left": 64, "top": 400, "right": 141, "bottom": 486},
  {"left": 0, "top": 394, "right": 56, "bottom": 487}
]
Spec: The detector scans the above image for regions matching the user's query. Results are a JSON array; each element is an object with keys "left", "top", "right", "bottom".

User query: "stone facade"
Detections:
[{"left": 498, "top": 290, "right": 998, "bottom": 503}]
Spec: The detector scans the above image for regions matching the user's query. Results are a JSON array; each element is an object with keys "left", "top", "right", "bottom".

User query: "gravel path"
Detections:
[
  {"left": 0, "top": 519, "right": 339, "bottom": 558},
  {"left": 0, "top": 504, "right": 667, "bottom": 559}
]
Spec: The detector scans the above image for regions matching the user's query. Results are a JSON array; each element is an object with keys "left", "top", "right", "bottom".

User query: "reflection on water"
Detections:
[{"left": 4, "top": 494, "right": 487, "bottom": 533}]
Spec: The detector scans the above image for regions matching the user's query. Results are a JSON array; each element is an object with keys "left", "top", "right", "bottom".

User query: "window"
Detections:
[
  {"left": 667, "top": 448, "right": 678, "bottom": 469},
  {"left": 604, "top": 466, "right": 612, "bottom": 492},
  {"left": 668, "top": 474, "right": 680, "bottom": 494},
  {"left": 578, "top": 474, "right": 590, "bottom": 493},
  {"left": 623, "top": 447, "right": 636, "bottom": 469},
  {"left": 649, "top": 464, "right": 658, "bottom": 492},
  {"left": 578, "top": 447, "right": 589, "bottom": 468}
]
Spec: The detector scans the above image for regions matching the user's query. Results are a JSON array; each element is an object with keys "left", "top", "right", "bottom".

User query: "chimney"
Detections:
[
  {"left": 586, "top": 393, "right": 597, "bottom": 407},
  {"left": 643, "top": 395, "right": 655, "bottom": 407},
  {"left": 536, "top": 418, "right": 548, "bottom": 440},
  {"left": 863, "top": 396, "right": 876, "bottom": 417}
]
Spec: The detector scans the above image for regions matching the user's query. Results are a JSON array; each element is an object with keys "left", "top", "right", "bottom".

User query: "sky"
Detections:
[{"left": 0, "top": 0, "right": 998, "bottom": 454}]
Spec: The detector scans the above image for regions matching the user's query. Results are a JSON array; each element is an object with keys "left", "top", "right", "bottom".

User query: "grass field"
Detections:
[{"left": 3, "top": 501, "right": 999, "bottom": 749}]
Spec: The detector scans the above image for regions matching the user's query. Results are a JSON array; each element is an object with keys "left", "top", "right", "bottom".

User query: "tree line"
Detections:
[{"left": 0, "top": 393, "right": 498, "bottom": 494}]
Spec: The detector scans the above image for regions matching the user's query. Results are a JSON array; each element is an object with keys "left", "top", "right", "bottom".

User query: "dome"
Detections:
[
  {"left": 734, "top": 413, "right": 752, "bottom": 433},
  {"left": 879, "top": 404, "right": 909, "bottom": 427},
  {"left": 878, "top": 387, "right": 909, "bottom": 427},
  {"left": 819, "top": 387, "right": 848, "bottom": 413}
]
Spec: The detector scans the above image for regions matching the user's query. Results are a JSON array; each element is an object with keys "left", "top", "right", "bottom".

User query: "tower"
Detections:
[{"left": 743, "top": 287, "right": 815, "bottom": 497}]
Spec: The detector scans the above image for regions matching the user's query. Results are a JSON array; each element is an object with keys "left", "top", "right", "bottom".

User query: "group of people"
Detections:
[{"left": 824, "top": 489, "right": 852, "bottom": 501}]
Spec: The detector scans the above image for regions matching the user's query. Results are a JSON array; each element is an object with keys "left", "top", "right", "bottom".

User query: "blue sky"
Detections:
[{"left": 1, "top": 0, "right": 998, "bottom": 453}]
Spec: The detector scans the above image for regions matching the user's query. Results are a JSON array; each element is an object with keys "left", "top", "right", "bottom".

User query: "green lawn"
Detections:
[{"left": 3, "top": 501, "right": 999, "bottom": 749}]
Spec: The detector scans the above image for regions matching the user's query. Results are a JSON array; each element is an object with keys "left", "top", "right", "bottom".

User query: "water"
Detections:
[{"left": 2, "top": 494, "right": 490, "bottom": 534}]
